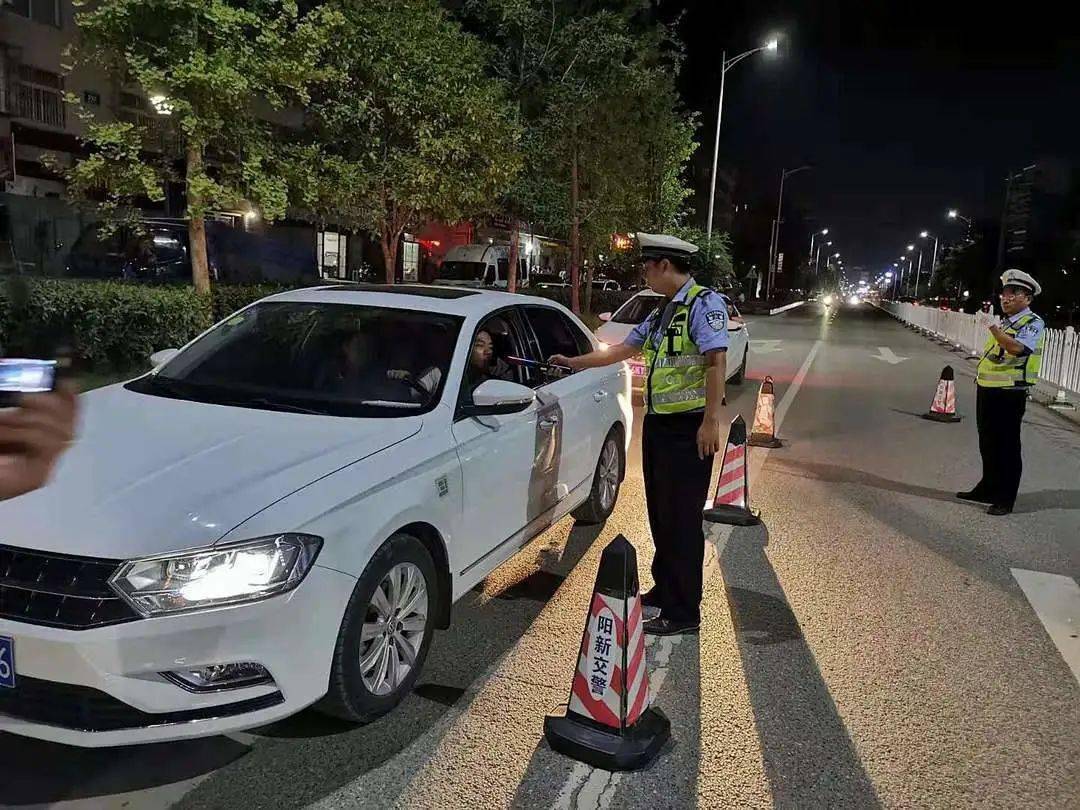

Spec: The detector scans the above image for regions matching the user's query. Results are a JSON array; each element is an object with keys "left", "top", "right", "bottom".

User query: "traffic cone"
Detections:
[
  {"left": 748, "top": 375, "right": 783, "bottom": 448},
  {"left": 544, "top": 535, "right": 670, "bottom": 771},
  {"left": 922, "top": 365, "right": 962, "bottom": 422},
  {"left": 703, "top": 415, "right": 761, "bottom": 526}
]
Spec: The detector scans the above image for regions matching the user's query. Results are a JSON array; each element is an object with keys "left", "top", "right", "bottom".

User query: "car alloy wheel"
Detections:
[
  {"left": 598, "top": 439, "right": 620, "bottom": 512},
  {"left": 359, "top": 562, "right": 428, "bottom": 696}
]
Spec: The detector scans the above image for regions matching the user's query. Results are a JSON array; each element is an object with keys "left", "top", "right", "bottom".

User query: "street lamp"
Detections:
[
  {"left": 809, "top": 228, "right": 829, "bottom": 261},
  {"left": 947, "top": 208, "right": 972, "bottom": 226},
  {"left": 705, "top": 37, "right": 782, "bottom": 246},
  {"left": 767, "top": 164, "right": 812, "bottom": 300},
  {"left": 920, "top": 230, "right": 940, "bottom": 289}
]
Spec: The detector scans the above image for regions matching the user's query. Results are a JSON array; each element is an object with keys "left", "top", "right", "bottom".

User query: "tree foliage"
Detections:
[
  {"left": 66, "top": 0, "right": 335, "bottom": 292},
  {"left": 285, "top": 0, "right": 522, "bottom": 283}
]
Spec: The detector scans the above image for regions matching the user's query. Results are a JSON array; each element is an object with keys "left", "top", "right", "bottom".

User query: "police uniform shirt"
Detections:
[
  {"left": 622, "top": 278, "right": 730, "bottom": 355},
  {"left": 1003, "top": 307, "right": 1044, "bottom": 355}
]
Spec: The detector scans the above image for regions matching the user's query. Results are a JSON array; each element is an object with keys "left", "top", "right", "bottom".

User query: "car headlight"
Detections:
[
  {"left": 823, "top": 295, "right": 834, "bottom": 306},
  {"left": 110, "top": 534, "right": 323, "bottom": 617}
]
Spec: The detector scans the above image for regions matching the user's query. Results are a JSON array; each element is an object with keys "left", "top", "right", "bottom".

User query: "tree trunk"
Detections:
[
  {"left": 380, "top": 227, "right": 399, "bottom": 284},
  {"left": 507, "top": 220, "right": 519, "bottom": 294},
  {"left": 569, "top": 136, "right": 580, "bottom": 314},
  {"left": 583, "top": 252, "right": 595, "bottom": 314},
  {"left": 186, "top": 144, "right": 211, "bottom": 295}
]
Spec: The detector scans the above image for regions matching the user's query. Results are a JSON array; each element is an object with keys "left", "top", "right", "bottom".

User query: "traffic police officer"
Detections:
[
  {"left": 957, "top": 269, "right": 1045, "bottom": 516},
  {"left": 549, "top": 233, "right": 730, "bottom": 635}
]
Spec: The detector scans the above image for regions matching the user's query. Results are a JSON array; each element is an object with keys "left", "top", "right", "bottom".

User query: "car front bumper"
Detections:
[{"left": 0, "top": 564, "right": 355, "bottom": 747}]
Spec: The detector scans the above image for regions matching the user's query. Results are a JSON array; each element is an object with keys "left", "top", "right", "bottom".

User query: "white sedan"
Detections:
[
  {"left": 594, "top": 289, "right": 749, "bottom": 386},
  {"left": 0, "top": 285, "right": 632, "bottom": 747}
]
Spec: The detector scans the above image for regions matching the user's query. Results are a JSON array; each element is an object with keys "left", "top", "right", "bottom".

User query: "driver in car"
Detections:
[{"left": 466, "top": 329, "right": 513, "bottom": 390}]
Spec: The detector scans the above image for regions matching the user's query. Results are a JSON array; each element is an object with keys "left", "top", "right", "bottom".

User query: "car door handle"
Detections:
[
  {"left": 539, "top": 416, "right": 560, "bottom": 430},
  {"left": 593, "top": 390, "right": 610, "bottom": 402}
]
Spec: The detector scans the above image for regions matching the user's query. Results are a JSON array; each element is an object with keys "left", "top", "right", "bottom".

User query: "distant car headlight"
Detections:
[
  {"left": 848, "top": 295, "right": 860, "bottom": 305},
  {"left": 110, "top": 534, "right": 323, "bottom": 617},
  {"left": 823, "top": 295, "right": 834, "bottom": 306}
]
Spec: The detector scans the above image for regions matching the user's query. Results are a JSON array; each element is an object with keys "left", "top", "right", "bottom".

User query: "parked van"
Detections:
[{"left": 436, "top": 243, "right": 532, "bottom": 289}]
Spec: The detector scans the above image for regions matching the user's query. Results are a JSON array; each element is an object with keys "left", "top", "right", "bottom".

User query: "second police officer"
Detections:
[
  {"left": 549, "top": 233, "right": 730, "bottom": 635},
  {"left": 957, "top": 269, "right": 1045, "bottom": 516}
]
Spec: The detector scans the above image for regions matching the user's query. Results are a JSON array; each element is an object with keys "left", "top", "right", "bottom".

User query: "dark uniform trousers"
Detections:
[
  {"left": 641, "top": 411, "right": 714, "bottom": 624},
  {"left": 975, "top": 386, "right": 1028, "bottom": 507}
]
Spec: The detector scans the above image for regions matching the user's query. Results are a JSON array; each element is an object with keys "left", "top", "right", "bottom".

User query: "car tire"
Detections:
[
  {"left": 572, "top": 427, "right": 625, "bottom": 525},
  {"left": 318, "top": 532, "right": 438, "bottom": 723},
  {"left": 730, "top": 348, "right": 747, "bottom": 385}
]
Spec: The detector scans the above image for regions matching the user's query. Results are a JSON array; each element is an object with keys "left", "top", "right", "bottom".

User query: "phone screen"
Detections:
[{"left": 0, "top": 359, "right": 57, "bottom": 394}]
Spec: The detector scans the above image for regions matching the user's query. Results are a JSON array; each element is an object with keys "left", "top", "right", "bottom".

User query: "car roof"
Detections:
[{"left": 262, "top": 283, "right": 569, "bottom": 317}]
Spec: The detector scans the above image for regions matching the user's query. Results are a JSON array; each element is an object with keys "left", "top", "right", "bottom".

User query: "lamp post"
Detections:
[
  {"left": 767, "top": 164, "right": 812, "bottom": 301},
  {"left": 705, "top": 37, "right": 780, "bottom": 246},
  {"left": 809, "top": 228, "right": 828, "bottom": 262},
  {"left": 920, "top": 230, "right": 939, "bottom": 290},
  {"left": 947, "top": 208, "right": 971, "bottom": 226}
]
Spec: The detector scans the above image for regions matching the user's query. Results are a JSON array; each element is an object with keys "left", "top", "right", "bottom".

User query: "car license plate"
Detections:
[{"left": 0, "top": 636, "right": 14, "bottom": 688}]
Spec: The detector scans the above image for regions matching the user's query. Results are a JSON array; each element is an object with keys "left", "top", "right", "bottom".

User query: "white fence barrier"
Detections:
[{"left": 880, "top": 301, "right": 1080, "bottom": 400}]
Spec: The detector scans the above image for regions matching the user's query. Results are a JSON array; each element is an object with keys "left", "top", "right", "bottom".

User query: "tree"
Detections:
[
  {"left": 286, "top": 0, "right": 521, "bottom": 283},
  {"left": 461, "top": 1, "right": 695, "bottom": 312},
  {"left": 67, "top": 0, "right": 334, "bottom": 293}
]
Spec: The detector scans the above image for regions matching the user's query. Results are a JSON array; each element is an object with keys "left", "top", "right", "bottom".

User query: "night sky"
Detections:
[{"left": 665, "top": 1, "right": 1080, "bottom": 274}]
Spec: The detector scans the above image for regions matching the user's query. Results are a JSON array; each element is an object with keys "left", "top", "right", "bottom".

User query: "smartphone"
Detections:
[{"left": 0, "top": 359, "right": 58, "bottom": 406}]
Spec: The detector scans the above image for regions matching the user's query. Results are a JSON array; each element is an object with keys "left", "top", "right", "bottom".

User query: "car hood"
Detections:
[
  {"left": 595, "top": 321, "right": 635, "bottom": 345},
  {"left": 0, "top": 384, "right": 422, "bottom": 560}
]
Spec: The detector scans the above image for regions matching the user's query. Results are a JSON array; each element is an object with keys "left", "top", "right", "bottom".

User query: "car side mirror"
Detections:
[
  {"left": 598, "top": 312, "right": 612, "bottom": 322},
  {"left": 150, "top": 348, "right": 180, "bottom": 368},
  {"left": 462, "top": 379, "right": 536, "bottom": 417}
]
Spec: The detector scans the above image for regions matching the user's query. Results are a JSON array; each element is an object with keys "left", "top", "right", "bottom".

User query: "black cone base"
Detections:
[
  {"left": 922, "top": 411, "right": 962, "bottom": 423},
  {"left": 544, "top": 708, "right": 671, "bottom": 771},
  {"left": 702, "top": 504, "right": 761, "bottom": 526},
  {"left": 748, "top": 434, "right": 783, "bottom": 448}
]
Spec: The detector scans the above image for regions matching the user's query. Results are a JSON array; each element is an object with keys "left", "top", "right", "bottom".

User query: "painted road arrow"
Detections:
[
  {"left": 872, "top": 346, "right": 908, "bottom": 364},
  {"left": 750, "top": 340, "right": 783, "bottom": 354}
]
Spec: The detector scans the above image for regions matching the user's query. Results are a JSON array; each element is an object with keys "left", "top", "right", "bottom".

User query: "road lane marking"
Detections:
[
  {"left": 553, "top": 340, "right": 824, "bottom": 808},
  {"left": 1010, "top": 568, "right": 1080, "bottom": 686},
  {"left": 871, "top": 346, "right": 908, "bottom": 364},
  {"left": 750, "top": 339, "right": 783, "bottom": 354}
]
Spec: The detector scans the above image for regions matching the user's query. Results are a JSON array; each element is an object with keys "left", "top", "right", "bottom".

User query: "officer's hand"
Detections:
[
  {"left": 977, "top": 310, "right": 998, "bottom": 330},
  {"left": 697, "top": 417, "right": 723, "bottom": 460},
  {"left": 0, "top": 384, "right": 78, "bottom": 502},
  {"left": 548, "top": 354, "right": 578, "bottom": 370}
]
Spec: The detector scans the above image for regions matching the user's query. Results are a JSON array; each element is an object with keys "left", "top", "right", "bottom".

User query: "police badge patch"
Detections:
[{"left": 706, "top": 310, "right": 727, "bottom": 331}]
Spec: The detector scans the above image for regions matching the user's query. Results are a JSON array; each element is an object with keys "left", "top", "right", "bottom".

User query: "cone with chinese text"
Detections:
[
  {"left": 748, "top": 376, "right": 783, "bottom": 448},
  {"left": 544, "top": 535, "right": 670, "bottom": 771},
  {"left": 703, "top": 415, "right": 761, "bottom": 526},
  {"left": 922, "top": 365, "right": 962, "bottom": 422}
]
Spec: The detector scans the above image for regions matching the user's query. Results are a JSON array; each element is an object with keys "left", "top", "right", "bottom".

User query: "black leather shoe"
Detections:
[
  {"left": 643, "top": 617, "right": 699, "bottom": 636},
  {"left": 987, "top": 504, "right": 1013, "bottom": 516},
  {"left": 957, "top": 489, "right": 993, "bottom": 503}
]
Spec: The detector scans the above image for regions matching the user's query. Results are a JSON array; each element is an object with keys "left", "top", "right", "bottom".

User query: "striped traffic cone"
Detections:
[
  {"left": 922, "top": 365, "right": 962, "bottom": 423},
  {"left": 748, "top": 376, "right": 783, "bottom": 448},
  {"left": 703, "top": 415, "right": 761, "bottom": 526},
  {"left": 544, "top": 535, "right": 670, "bottom": 771}
]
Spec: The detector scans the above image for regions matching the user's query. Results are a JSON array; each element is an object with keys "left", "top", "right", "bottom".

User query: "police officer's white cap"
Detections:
[
  {"left": 637, "top": 232, "right": 698, "bottom": 261},
  {"left": 1000, "top": 268, "right": 1041, "bottom": 296}
]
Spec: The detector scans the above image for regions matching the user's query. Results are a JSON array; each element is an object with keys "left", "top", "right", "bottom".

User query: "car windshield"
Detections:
[
  {"left": 611, "top": 294, "right": 663, "bottom": 324},
  {"left": 126, "top": 302, "right": 462, "bottom": 417},
  {"left": 440, "top": 260, "right": 486, "bottom": 281}
]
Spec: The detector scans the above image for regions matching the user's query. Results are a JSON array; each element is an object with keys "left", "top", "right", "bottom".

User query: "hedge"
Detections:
[{"left": 0, "top": 277, "right": 632, "bottom": 372}]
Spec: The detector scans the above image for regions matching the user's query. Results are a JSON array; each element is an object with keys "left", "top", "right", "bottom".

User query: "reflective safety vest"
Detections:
[
  {"left": 643, "top": 285, "right": 710, "bottom": 414},
  {"left": 976, "top": 312, "right": 1044, "bottom": 388}
]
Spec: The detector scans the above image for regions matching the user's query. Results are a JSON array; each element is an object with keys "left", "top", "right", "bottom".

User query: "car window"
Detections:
[
  {"left": 523, "top": 306, "right": 592, "bottom": 382},
  {"left": 126, "top": 302, "right": 461, "bottom": 417},
  {"left": 611, "top": 294, "right": 663, "bottom": 325},
  {"left": 456, "top": 311, "right": 536, "bottom": 411}
]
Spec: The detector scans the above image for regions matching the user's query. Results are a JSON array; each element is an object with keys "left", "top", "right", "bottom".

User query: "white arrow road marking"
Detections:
[
  {"left": 1011, "top": 568, "right": 1080, "bottom": 686},
  {"left": 750, "top": 339, "right": 783, "bottom": 354},
  {"left": 872, "top": 346, "right": 908, "bottom": 364},
  {"left": 553, "top": 340, "right": 824, "bottom": 809}
]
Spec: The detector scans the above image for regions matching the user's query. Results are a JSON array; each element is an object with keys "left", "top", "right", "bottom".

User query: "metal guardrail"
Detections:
[{"left": 881, "top": 301, "right": 1080, "bottom": 400}]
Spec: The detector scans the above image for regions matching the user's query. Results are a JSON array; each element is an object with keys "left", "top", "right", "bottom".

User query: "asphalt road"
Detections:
[{"left": 3, "top": 303, "right": 1078, "bottom": 809}]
